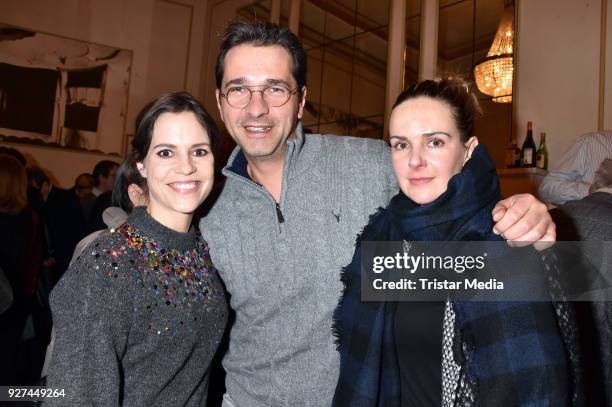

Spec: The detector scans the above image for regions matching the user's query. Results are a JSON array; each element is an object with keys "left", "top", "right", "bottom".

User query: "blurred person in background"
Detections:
[
  {"left": 27, "top": 167, "right": 86, "bottom": 287},
  {"left": 539, "top": 131, "right": 612, "bottom": 205},
  {"left": 26, "top": 167, "right": 85, "bottom": 377},
  {"left": 92, "top": 160, "right": 119, "bottom": 197},
  {"left": 88, "top": 160, "right": 119, "bottom": 232},
  {"left": 550, "top": 158, "right": 612, "bottom": 406},
  {"left": 72, "top": 173, "right": 96, "bottom": 224},
  {"left": 0, "top": 146, "right": 42, "bottom": 213},
  {"left": 0, "top": 155, "right": 42, "bottom": 385}
]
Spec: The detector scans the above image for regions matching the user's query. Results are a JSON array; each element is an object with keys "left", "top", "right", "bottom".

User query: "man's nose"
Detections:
[{"left": 245, "top": 90, "right": 269, "bottom": 117}]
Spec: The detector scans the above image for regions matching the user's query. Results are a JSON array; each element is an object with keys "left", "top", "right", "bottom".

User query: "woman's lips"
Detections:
[
  {"left": 168, "top": 181, "right": 201, "bottom": 194},
  {"left": 408, "top": 177, "right": 433, "bottom": 186}
]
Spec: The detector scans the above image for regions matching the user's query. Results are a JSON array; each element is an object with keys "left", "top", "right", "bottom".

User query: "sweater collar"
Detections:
[{"left": 126, "top": 206, "right": 197, "bottom": 251}]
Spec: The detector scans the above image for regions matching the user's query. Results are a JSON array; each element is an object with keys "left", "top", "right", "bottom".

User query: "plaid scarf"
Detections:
[{"left": 332, "top": 145, "right": 571, "bottom": 406}]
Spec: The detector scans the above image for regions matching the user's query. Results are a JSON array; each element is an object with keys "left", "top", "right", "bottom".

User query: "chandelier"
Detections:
[{"left": 474, "top": 2, "right": 514, "bottom": 103}]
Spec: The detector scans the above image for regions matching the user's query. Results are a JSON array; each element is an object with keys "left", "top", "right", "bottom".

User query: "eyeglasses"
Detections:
[{"left": 220, "top": 85, "right": 298, "bottom": 109}]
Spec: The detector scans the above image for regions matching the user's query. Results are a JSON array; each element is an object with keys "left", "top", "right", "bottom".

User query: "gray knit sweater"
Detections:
[
  {"left": 200, "top": 124, "right": 397, "bottom": 406},
  {"left": 46, "top": 207, "right": 228, "bottom": 406}
]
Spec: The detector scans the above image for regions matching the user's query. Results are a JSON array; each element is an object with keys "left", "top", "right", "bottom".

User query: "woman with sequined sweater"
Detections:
[{"left": 45, "top": 92, "right": 228, "bottom": 407}]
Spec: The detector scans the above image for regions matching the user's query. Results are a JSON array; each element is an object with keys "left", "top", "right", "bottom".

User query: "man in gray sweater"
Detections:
[{"left": 200, "top": 21, "right": 556, "bottom": 406}]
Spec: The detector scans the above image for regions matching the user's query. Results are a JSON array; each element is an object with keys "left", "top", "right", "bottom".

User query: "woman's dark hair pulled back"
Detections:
[{"left": 392, "top": 78, "right": 481, "bottom": 142}]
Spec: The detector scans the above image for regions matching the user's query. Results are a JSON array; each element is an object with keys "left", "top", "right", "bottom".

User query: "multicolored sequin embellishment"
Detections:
[{"left": 93, "top": 224, "right": 220, "bottom": 308}]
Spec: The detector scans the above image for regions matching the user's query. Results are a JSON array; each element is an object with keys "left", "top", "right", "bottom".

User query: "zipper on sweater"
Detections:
[{"left": 275, "top": 202, "right": 285, "bottom": 224}]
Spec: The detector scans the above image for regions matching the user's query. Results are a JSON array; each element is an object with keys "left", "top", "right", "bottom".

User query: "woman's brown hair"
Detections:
[
  {"left": 0, "top": 154, "right": 28, "bottom": 214},
  {"left": 392, "top": 77, "right": 481, "bottom": 142}
]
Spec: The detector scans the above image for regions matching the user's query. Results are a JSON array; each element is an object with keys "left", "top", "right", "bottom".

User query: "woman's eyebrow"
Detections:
[
  {"left": 152, "top": 143, "right": 176, "bottom": 149},
  {"left": 422, "top": 131, "right": 451, "bottom": 137},
  {"left": 389, "top": 135, "right": 407, "bottom": 141},
  {"left": 153, "top": 143, "right": 211, "bottom": 149}
]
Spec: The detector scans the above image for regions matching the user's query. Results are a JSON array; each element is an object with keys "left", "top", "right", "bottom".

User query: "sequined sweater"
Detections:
[{"left": 45, "top": 207, "right": 228, "bottom": 407}]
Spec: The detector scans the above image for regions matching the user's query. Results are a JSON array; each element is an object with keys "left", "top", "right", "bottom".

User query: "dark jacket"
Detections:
[
  {"left": 551, "top": 191, "right": 612, "bottom": 406},
  {"left": 87, "top": 191, "right": 113, "bottom": 233},
  {"left": 333, "top": 145, "right": 578, "bottom": 406},
  {"left": 0, "top": 208, "right": 41, "bottom": 300},
  {"left": 41, "top": 186, "right": 86, "bottom": 278}
]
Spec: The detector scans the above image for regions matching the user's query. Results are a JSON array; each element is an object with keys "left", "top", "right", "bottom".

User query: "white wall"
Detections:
[
  {"left": 515, "top": 0, "right": 602, "bottom": 169},
  {"left": 0, "top": 0, "right": 208, "bottom": 187}
]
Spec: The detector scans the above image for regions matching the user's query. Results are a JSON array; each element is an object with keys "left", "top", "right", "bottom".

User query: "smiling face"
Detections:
[
  {"left": 389, "top": 96, "right": 478, "bottom": 205},
  {"left": 136, "top": 111, "right": 214, "bottom": 231},
  {"left": 216, "top": 44, "right": 306, "bottom": 163}
]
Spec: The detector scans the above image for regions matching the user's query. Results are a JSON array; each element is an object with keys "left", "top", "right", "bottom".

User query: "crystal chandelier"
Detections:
[{"left": 474, "top": 1, "right": 514, "bottom": 103}]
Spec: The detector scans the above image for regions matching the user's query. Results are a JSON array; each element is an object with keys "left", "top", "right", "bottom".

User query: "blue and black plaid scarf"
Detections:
[{"left": 332, "top": 145, "right": 571, "bottom": 406}]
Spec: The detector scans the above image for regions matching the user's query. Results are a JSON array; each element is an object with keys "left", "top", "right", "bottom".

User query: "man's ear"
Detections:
[
  {"left": 136, "top": 162, "right": 146, "bottom": 178},
  {"left": 215, "top": 89, "right": 225, "bottom": 122},
  {"left": 463, "top": 136, "right": 479, "bottom": 165},
  {"left": 297, "top": 86, "right": 307, "bottom": 120}
]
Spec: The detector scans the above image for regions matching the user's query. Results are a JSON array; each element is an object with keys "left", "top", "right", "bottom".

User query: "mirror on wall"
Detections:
[
  {"left": 299, "top": 0, "right": 390, "bottom": 139},
  {"left": 238, "top": 0, "right": 393, "bottom": 139},
  {"left": 437, "top": 0, "right": 514, "bottom": 167}
]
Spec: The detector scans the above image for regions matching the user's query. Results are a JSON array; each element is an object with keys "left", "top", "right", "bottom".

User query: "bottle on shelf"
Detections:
[
  {"left": 521, "top": 121, "right": 536, "bottom": 167},
  {"left": 536, "top": 132, "right": 548, "bottom": 170},
  {"left": 505, "top": 137, "right": 521, "bottom": 168},
  {"left": 513, "top": 137, "right": 522, "bottom": 167}
]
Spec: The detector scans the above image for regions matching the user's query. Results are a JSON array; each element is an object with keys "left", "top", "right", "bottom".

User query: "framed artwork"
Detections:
[{"left": 0, "top": 23, "right": 132, "bottom": 155}]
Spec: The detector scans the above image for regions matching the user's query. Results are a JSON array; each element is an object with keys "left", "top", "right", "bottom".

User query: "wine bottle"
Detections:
[
  {"left": 505, "top": 140, "right": 515, "bottom": 168},
  {"left": 505, "top": 137, "right": 521, "bottom": 168},
  {"left": 536, "top": 132, "right": 548, "bottom": 170},
  {"left": 513, "top": 139, "right": 521, "bottom": 167},
  {"left": 521, "top": 121, "right": 536, "bottom": 167}
]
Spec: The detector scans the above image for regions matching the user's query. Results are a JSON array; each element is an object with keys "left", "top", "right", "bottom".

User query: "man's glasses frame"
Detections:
[{"left": 219, "top": 84, "right": 299, "bottom": 109}]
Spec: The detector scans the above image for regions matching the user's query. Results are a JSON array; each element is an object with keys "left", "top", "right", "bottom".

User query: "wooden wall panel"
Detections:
[{"left": 147, "top": 0, "right": 193, "bottom": 100}]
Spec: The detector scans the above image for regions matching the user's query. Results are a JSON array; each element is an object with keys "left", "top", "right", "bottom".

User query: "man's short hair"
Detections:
[
  {"left": 591, "top": 158, "right": 612, "bottom": 191},
  {"left": 215, "top": 21, "right": 307, "bottom": 94},
  {"left": 92, "top": 160, "right": 119, "bottom": 187},
  {"left": 74, "top": 173, "right": 95, "bottom": 189}
]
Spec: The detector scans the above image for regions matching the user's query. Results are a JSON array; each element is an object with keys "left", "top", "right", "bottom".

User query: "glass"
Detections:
[{"left": 220, "top": 85, "right": 298, "bottom": 109}]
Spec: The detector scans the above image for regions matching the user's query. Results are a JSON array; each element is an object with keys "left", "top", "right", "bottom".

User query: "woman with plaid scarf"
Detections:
[{"left": 333, "top": 79, "right": 579, "bottom": 406}]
